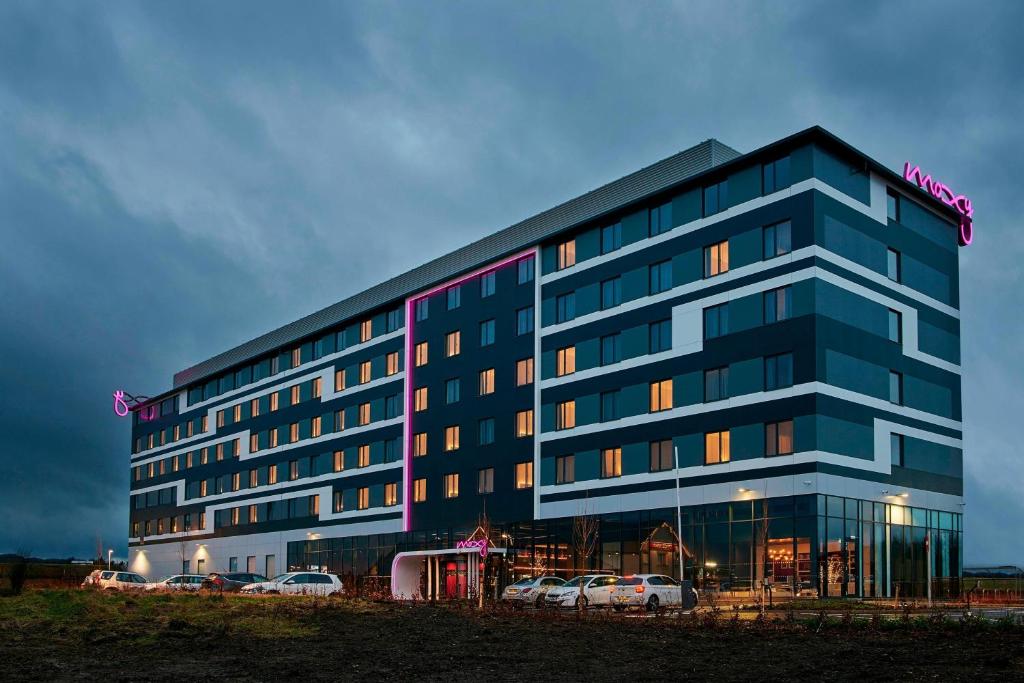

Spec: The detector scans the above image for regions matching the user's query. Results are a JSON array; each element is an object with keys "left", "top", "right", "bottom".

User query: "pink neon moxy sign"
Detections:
[{"left": 903, "top": 162, "right": 973, "bottom": 246}]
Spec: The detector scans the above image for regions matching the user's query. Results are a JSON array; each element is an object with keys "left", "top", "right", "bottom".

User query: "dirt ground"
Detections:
[{"left": 2, "top": 590, "right": 1023, "bottom": 681}]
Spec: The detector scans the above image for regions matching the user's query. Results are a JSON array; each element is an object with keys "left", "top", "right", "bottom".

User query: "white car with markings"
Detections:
[
  {"left": 501, "top": 576, "right": 566, "bottom": 608},
  {"left": 611, "top": 574, "right": 698, "bottom": 612}
]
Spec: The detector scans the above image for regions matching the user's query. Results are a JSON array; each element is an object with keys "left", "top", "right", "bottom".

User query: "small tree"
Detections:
[{"left": 572, "top": 502, "right": 599, "bottom": 614}]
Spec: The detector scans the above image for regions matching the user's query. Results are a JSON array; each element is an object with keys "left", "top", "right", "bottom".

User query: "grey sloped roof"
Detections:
[{"left": 172, "top": 138, "right": 741, "bottom": 389}]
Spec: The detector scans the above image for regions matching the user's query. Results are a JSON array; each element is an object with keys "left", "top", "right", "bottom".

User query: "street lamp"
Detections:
[{"left": 107, "top": 549, "right": 113, "bottom": 570}]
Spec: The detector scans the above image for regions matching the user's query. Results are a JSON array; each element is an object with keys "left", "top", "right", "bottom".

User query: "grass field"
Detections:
[{"left": 2, "top": 589, "right": 1023, "bottom": 681}]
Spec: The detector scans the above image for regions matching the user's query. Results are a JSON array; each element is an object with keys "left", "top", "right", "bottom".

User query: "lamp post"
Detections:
[
  {"left": 107, "top": 549, "right": 113, "bottom": 570},
  {"left": 673, "top": 447, "right": 685, "bottom": 608}
]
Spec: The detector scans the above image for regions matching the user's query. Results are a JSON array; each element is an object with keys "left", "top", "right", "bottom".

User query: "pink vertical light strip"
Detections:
[{"left": 401, "top": 248, "right": 538, "bottom": 532}]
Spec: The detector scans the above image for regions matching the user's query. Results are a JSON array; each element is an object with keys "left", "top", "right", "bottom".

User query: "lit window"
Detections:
[
  {"left": 335, "top": 369, "right": 346, "bottom": 392},
  {"left": 444, "top": 473, "right": 459, "bottom": 499},
  {"left": 556, "top": 346, "right": 576, "bottom": 377},
  {"left": 270, "top": 393, "right": 279, "bottom": 411},
  {"left": 704, "top": 367, "right": 729, "bottom": 402},
  {"left": 763, "top": 220, "right": 792, "bottom": 259},
  {"left": 415, "top": 341, "right": 429, "bottom": 367},
  {"left": 251, "top": 398, "right": 260, "bottom": 418},
  {"left": 517, "top": 256, "right": 535, "bottom": 284},
  {"left": 312, "top": 377, "right": 322, "bottom": 398},
  {"left": 386, "top": 351, "right": 399, "bottom": 376},
  {"left": 516, "top": 409, "right": 534, "bottom": 437},
  {"left": 444, "top": 425, "right": 460, "bottom": 452},
  {"left": 360, "top": 361, "right": 371, "bottom": 384},
  {"left": 478, "top": 468, "right": 494, "bottom": 494},
  {"left": 216, "top": 443, "right": 225, "bottom": 461},
  {"left": 384, "top": 483, "right": 397, "bottom": 506},
  {"left": 445, "top": 331, "right": 461, "bottom": 357},
  {"left": 705, "top": 430, "right": 731, "bottom": 464},
  {"left": 186, "top": 421, "right": 194, "bottom": 437},
  {"left": 173, "top": 424, "right": 181, "bottom": 441},
  {"left": 478, "top": 368, "right": 495, "bottom": 395},
  {"left": 557, "top": 239, "right": 576, "bottom": 270},
  {"left": 762, "top": 157, "right": 791, "bottom": 194},
  {"left": 289, "top": 460, "right": 299, "bottom": 480},
  {"left": 311, "top": 416, "right": 322, "bottom": 438},
  {"left": 232, "top": 439, "right": 240, "bottom": 457},
  {"left": 414, "top": 478, "right": 427, "bottom": 503},
  {"left": 556, "top": 455, "right": 575, "bottom": 484},
  {"left": 217, "top": 410, "right": 225, "bottom": 428},
  {"left": 360, "top": 319, "right": 373, "bottom": 343},
  {"left": 413, "top": 432, "right": 427, "bottom": 457},
  {"left": 601, "top": 448, "right": 622, "bottom": 478},
  {"left": 555, "top": 400, "right": 576, "bottom": 430},
  {"left": 269, "top": 430, "right": 278, "bottom": 448},
  {"left": 249, "top": 469, "right": 258, "bottom": 487},
  {"left": 516, "top": 358, "right": 534, "bottom": 386},
  {"left": 333, "top": 491, "right": 344, "bottom": 513},
  {"left": 359, "top": 402, "right": 371, "bottom": 426},
  {"left": 765, "top": 420, "right": 794, "bottom": 456},
  {"left": 358, "top": 444, "right": 370, "bottom": 468},
  {"left": 333, "top": 450, "right": 344, "bottom": 472},
  {"left": 704, "top": 240, "right": 729, "bottom": 278},
  {"left": 232, "top": 472, "right": 240, "bottom": 492},
  {"left": 290, "top": 385, "right": 300, "bottom": 406},
  {"left": 414, "top": 387, "right": 428, "bottom": 412},
  {"left": 480, "top": 271, "right": 496, "bottom": 297},
  {"left": 290, "top": 423, "right": 299, "bottom": 443},
  {"left": 649, "top": 379, "right": 673, "bottom": 412},
  {"left": 445, "top": 378, "right": 460, "bottom": 404},
  {"left": 268, "top": 466, "right": 278, "bottom": 485},
  {"left": 200, "top": 447, "right": 209, "bottom": 465},
  {"left": 147, "top": 433, "right": 154, "bottom": 449},
  {"left": 763, "top": 286, "right": 792, "bottom": 324},
  {"left": 357, "top": 487, "right": 369, "bottom": 510},
  {"left": 446, "top": 285, "right": 461, "bottom": 310},
  {"left": 650, "top": 440, "right": 673, "bottom": 472},
  {"left": 515, "top": 461, "right": 533, "bottom": 489}
]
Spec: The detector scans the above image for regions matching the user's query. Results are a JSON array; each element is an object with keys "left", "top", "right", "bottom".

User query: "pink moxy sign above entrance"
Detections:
[{"left": 903, "top": 162, "right": 974, "bottom": 246}]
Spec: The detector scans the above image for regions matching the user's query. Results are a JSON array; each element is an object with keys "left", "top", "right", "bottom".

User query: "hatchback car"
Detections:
[
  {"left": 544, "top": 574, "right": 620, "bottom": 609},
  {"left": 240, "top": 572, "right": 344, "bottom": 596},
  {"left": 611, "top": 574, "right": 698, "bottom": 612},
  {"left": 81, "top": 570, "right": 111, "bottom": 588},
  {"left": 146, "top": 574, "right": 206, "bottom": 591},
  {"left": 501, "top": 576, "right": 565, "bottom": 608},
  {"left": 98, "top": 571, "right": 149, "bottom": 591},
  {"left": 201, "top": 572, "right": 269, "bottom": 592}
]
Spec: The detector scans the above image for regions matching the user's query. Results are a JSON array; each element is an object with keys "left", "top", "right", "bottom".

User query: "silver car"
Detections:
[{"left": 501, "top": 576, "right": 565, "bottom": 608}]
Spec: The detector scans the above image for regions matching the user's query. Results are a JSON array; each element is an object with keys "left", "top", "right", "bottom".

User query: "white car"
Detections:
[
  {"left": 501, "top": 576, "right": 566, "bottom": 608},
  {"left": 145, "top": 574, "right": 206, "bottom": 591},
  {"left": 611, "top": 574, "right": 698, "bottom": 612},
  {"left": 544, "top": 574, "right": 620, "bottom": 609},
  {"left": 98, "top": 571, "right": 149, "bottom": 591},
  {"left": 81, "top": 570, "right": 110, "bottom": 587},
  {"left": 240, "top": 572, "right": 344, "bottom": 596}
]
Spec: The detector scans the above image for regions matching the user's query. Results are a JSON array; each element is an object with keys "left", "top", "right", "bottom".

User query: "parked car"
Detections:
[
  {"left": 611, "top": 574, "right": 698, "bottom": 612},
  {"left": 201, "top": 572, "right": 268, "bottom": 592},
  {"left": 239, "top": 572, "right": 344, "bottom": 596},
  {"left": 145, "top": 574, "right": 206, "bottom": 591},
  {"left": 544, "top": 574, "right": 620, "bottom": 609},
  {"left": 98, "top": 571, "right": 149, "bottom": 591},
  {"left": 81, "top": 570, "right": 112, "bottom": 588},
  {"left": 501, "top": 576, "right": 566, "bottom": 608}
]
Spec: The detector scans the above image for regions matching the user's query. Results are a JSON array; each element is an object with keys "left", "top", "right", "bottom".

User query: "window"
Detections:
[
  {"left": 385, "top": 394, "right": 399, "bottom": 419},
  {"left": 600, "top": 333, "right": 621, "bottom": 365},
  {"left": 478, "top": 417, "right": 495, "bottom": 445},
  {"left": 357, "top": 445, "right": 370, "bottom": 468},
  {"left": 763, "top": 286, "right": 792, "bottom": 324},
  {"left": 386, "top": 352, "right": 399, "bottom": 376},
  {"left": 887, "top": 248, "right": 901, "bottom": 283},
  {"left": 765, "top": 420, "right": 794, "bottom": 456},
  {"left": 444, "top": 425, "right": 460, "bottom": 451},
  {"left": 556, "top": 346, "right": 576, "bottom": 376},
  {"left": 413, "top": 432, "right": 428, "bottom": 457},
  {"left": 650, "top": 440, "right": 673, "bottom": 472},
  {"left": 887, "top": 189, "right": 900, "bottom": 222},
  {"left": 516, "top": 410, "right": 534, "bottom": 437},
  {"left": 360, "top": 319, "right": 373, "bottom": 343},
  {"left": 444, "top": 473, "right": 459, "bottom": 499},
  {"left": 555, "top": 455, "right": 575, "bottom": 484},
  {"left": 357, "top": 487, "right": 369, "bottom": 510},
  {"left": 601, "top": 448, "right": 622, "bottom": 478},
  {"left": 555, "top": 400, "right": 576, "bottom": 430},
  {"left": 335, "top": 409, "right": 345, "bottom": 432},
  {"left": 705, "top": 430, "right": 731, "bottom": 464},
  {"left": 891, "top": 433, "right": 904, "bottom": 466},
  {"left": 446, "top": 285, "right": 461, "bottom": 310},
  {"left": 601, "top": 222, "right": 622, "bottom": 254},
  {"left": 600, "top": 390, "right": 619, "bottom": 422},
  {"left": 555, "top": 293, "right": 575, "bottom": 323},
  {"left": 413, "top": 341, "right": 429, "bottom": 368},
  {"left": 649, "top": 379, "right": 673, "bottom": 412},
  {"left": 289, "top": 460, "right": 299, "bottom": 480},
  {"left": 414, "top": 387, "right": 428, "bottom": 412},
  {"left": 359, "top": 361, "right": 372, "bottom": 384},
  {"left": 704, "top": 240, "right": 729, "bottom": 277},
  {"left": 888, "top": 309, "right": 902, "bottom": 344},
  {"left": 600, "top": 277, "right": 622, "bottom": 309},
  {"left": 517, "top": 255, "right": 535, "bottom": 284},
  {"left": 763, "top": 220, "right": 792, "bottom": 259},
  {"left": 333, "top": 450, "right": 344, "bottom": 472},
  {"left": 387, "top": 308, "right": 401, "bottom": 333},
  {"left": 557, "top": 239, "right": 576, "bottom": 270},
  {"left": 515, "top": 462, "right": 533, "bottom": 489},
  {"left": 703, "top": 180, "right": 728, "bottom": 217},
  {"left": 765, "top": 352, "right": 794, "bottom": 390},
  {"left": 268, "top": 466, "right": 277, "bottom": 484},
  {"left": 292, "top": 347, "right": 302, "bottom": 368},
  {"left": 480, "top": 270, "right": 496, "bottom": 298},
  {"left": 415, "top": 298, "right": 429, "bottom": 322},
  {"left": 311, "top": 416, "right": 322, "bottom": 438},
  {"left": 445, "top": 378, "right": 461, "bottom": 404},
  {"left": 335, "top": 369, "right": 346, "bottom": 392},
  {"left": 889, "top": 371, "right": 903, "bottom": 405},
  {"left": 478, "top": 368, "right": 495, "bottom": 395},
  {"left": 649, "top": 319, "right": 671, "bottom": 354},
  {"left": 413, "top": 478, "right": 427, "bottom": 503},
  {"left": 516, "top": 358, "right": 534, "bottom": 386},
  {"left": 445, "top": 331, "right": 461, "bottom": 357},
  {"left": 762, "top": 156, "right": 791, "bottom": 194},
  {"left": 649, "top": 260, "right": 672, "bottom": 295},
  {"left": 649, "top": 201, "right": 673, "bottom": 236},
  {"left": 232, "top": 472, "right": 241, "bottom": 491},
  {"left": 358, "top": 402, "right": 371, "bottom": 426},
  {"left": 704, "top": 366, "right": 729, "bottom": 402},
  {"left": 516, "top": 306, "right": 534, "bottom": 335},
  {"left": 479, "top": 319, "right": 496, "bottom": 346},
  {"left": 384, "top": 483, "right": 398, "bottom": 507},
  {"left": 478, "top": 468, "right": 494, "bottom": 494},
  {"left": 217, "top": 409, "right": 225, "bottom": 428},
  {"left": 333, "top": 491, "right": 344, "bottom": 513}
]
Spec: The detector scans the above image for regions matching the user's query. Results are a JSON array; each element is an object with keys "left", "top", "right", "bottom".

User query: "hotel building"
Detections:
[{"left": 125, "top": 126, "right": 966, "bottom": 599}]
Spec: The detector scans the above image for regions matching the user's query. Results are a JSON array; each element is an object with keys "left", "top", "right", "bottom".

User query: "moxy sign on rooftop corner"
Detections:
[{"left": 903, "top": 162, "right": 974, "bottom": 246}]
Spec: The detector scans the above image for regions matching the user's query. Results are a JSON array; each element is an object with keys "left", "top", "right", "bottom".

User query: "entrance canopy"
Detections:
[{"left": 391, "top": 545, "right": 507, "bottom": 600}]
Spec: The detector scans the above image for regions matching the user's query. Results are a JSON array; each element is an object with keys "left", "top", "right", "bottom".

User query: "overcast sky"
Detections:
[{"left": 1, "top": 1, "right": 1021, "bottom": 563}]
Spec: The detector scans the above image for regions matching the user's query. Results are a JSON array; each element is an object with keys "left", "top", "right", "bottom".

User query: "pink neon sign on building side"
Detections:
[{"left": 902, "top": 162, "right": 974, "bottom": 247}]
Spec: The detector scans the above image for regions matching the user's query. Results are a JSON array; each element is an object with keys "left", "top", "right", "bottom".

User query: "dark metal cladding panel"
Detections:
[{"left": 172, "top": 138, "right": 741, "bottom": 390}]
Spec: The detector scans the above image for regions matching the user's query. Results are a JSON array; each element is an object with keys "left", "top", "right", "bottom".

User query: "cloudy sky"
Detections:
[{"left": 1, "top": 1, "right": 1021, "bottom": 563}]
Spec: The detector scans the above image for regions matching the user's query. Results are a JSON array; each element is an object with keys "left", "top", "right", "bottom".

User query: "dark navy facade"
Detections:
[{"left": 127, "top": 127, "right": 965, "bottom": 598}]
